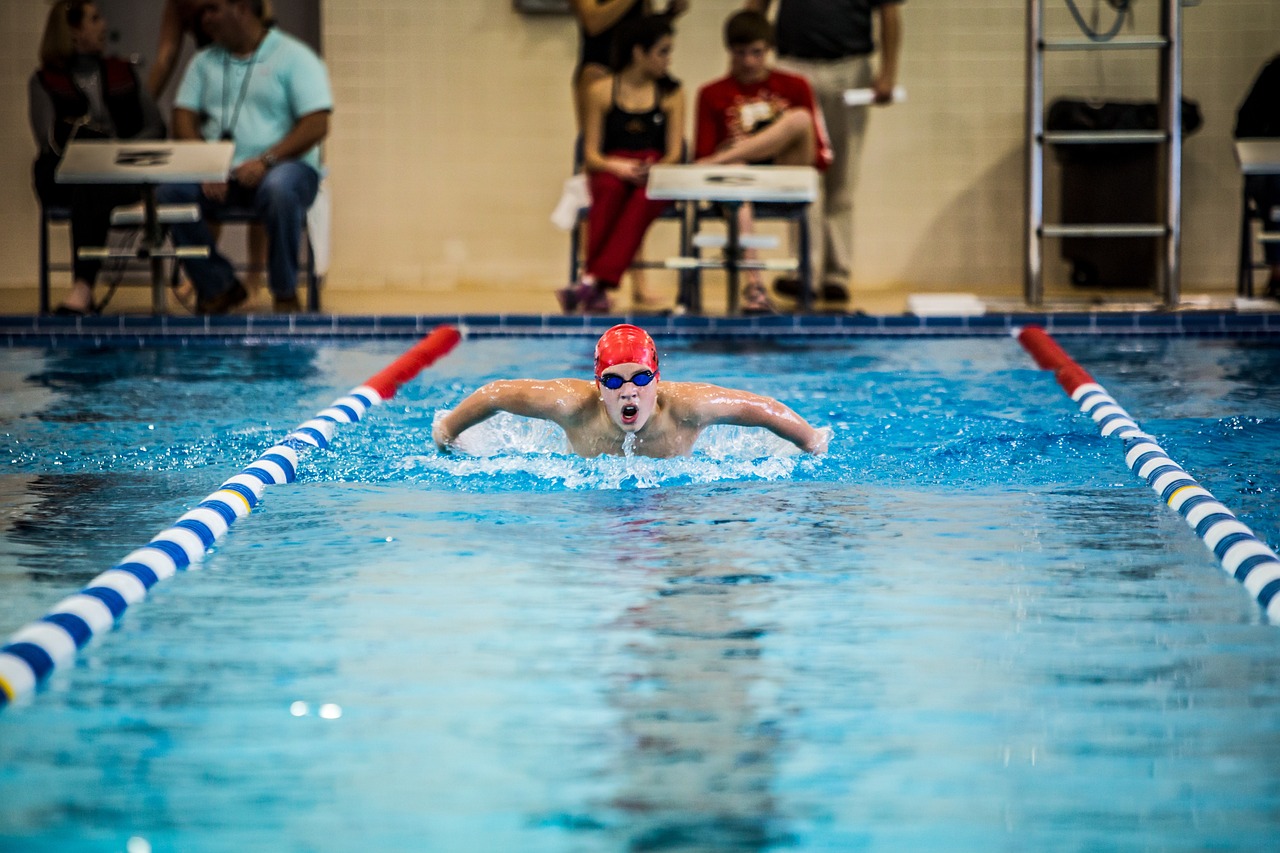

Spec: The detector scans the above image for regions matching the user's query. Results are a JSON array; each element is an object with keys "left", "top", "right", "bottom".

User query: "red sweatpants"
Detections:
[{"left": 585, "top": 149, "right": 668, "bottom": 288}]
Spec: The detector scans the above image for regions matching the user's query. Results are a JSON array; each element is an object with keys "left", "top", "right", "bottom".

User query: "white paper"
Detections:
[{"left": 843, "top": 86, "right": 907, "bottom": 107}]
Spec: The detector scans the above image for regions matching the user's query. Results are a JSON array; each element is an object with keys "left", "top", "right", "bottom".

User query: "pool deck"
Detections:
[{"left": 4, "top": 278, "right": 1280, "bottom": 341}]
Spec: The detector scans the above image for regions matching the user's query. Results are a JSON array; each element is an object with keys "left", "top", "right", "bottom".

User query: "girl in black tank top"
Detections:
[
  {"left": 602, "top": 78, "right": 668, "bottom": 155},
  {"left": 559, "top": 14, "right": 686, "bottom": 314}
]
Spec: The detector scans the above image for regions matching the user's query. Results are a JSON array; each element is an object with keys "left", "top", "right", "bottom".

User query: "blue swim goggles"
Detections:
[{"left": 598, "top": 370, "right": 655, "bottom": 390}]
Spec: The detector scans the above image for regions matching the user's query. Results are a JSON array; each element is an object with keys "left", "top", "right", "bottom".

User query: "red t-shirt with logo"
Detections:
[{"left": 694, "top": 69, "right": 833, "bottom": 169}]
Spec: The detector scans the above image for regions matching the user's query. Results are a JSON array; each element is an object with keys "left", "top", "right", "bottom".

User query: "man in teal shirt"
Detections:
[{"left": 159, "top": 0, "right": 332, "bottom": 314}]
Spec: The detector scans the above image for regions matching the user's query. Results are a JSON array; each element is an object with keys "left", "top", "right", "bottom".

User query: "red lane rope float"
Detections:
[
  {"left": 0, "top": 325, "right": 462, "bottom": 709},
  {"left": 365, "top": 325, "right": 462, "bottom": 400},
  {"left": 1015, "top": 325, "right": 1280, "bottom": 622},
  {"left": 1017, "top": 325, "right": 1097, "bottom": 398}
]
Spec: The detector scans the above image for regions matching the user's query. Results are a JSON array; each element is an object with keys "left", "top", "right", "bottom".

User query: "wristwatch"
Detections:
[{"left": 261, "top": 151, "right": 279, "bottom": 168}]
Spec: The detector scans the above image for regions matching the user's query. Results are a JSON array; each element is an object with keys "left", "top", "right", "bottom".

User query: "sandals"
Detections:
[{"left": 740, "top": 278, "right": 777, "bottom": 315}]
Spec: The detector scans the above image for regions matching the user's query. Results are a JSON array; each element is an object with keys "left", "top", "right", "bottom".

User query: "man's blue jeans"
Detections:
[{"left": 158, "top": 161, "right": 320, "bottom": 301}]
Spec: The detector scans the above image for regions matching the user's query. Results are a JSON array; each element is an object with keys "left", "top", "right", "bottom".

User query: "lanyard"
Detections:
[{"left": 220, "top": 39, "right": 264, "bottom": 142}]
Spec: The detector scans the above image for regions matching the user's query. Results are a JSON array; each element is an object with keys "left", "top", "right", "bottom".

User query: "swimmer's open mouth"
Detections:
[{"left": 621, "top": 404, "right": 639, "bottom": 423}]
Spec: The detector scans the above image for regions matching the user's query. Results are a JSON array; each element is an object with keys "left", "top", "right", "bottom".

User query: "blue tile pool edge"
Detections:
[{"left": 2, "top": 310, "right": 1279, "bottom": 344}]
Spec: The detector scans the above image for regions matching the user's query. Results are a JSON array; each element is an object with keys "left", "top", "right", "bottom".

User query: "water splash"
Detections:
[{"left": 398, "top": 411, "right": 813, "bottom": 490}]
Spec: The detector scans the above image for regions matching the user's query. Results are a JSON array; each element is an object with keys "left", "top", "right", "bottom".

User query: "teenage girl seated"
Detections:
[{"left": 558, "top": 14, "right": 685, "bottom": 315}]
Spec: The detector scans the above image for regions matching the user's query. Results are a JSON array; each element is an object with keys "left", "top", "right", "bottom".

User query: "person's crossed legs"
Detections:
[{"left": 696, "top": 108, "right": 815, "bottom": 169}]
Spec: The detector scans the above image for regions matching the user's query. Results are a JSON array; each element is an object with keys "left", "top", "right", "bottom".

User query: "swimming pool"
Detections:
[{"left": 1, "top": 329, "right": 1278, "bottom": 851}]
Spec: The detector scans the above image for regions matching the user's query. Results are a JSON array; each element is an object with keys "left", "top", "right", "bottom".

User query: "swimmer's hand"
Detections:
[
  {"left": 805, "top": 427, "right": 832, "bottom": 455},
  {"left": 432, "top": 421, "right": 455, "bottom": 454}
]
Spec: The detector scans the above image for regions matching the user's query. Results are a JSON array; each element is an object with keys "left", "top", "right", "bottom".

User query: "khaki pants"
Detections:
[{"left": 777, "top": 54, "right": 872, "bottom": 289}]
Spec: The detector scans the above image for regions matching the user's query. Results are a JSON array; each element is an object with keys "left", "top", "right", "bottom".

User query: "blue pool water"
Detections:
[{"left": 1, "top": 334, "right": 1279, "bottom": 851}]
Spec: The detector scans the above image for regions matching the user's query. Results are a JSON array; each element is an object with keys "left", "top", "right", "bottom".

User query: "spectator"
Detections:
[
  {"left": 152, "top": 0, "right": 279, "bottom": 308},
  {"left": 571, "top": 0, "right": 688, "bottom": 309},
  {"left": 559, "top": 15, "right": 685, "bottom": 315},
  {"left": 570, "top": 0, "right": 687, "bottom": 129},
  {"left": 148, "top": 0, "right": 212, "bottom": 99},
  {"left": 1236, "top": 52, "right": 1280, "bottom": 298},
  {"left": 30, "top": 0, "right": 165, "bottom": 317},
  {"left": 158, "top": 0, "right": 331, "bottom": 314},
  {"left": 747, "top": 0, "right": 903, "bottom": 305},
  {"left": 694, "top": 10, "right": 831, "bottom": 313},
  {"left": 150, "top": 0, "right": 278, "bottom": 99}
]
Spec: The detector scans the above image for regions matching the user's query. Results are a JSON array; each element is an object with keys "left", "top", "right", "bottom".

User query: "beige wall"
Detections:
[{"left": 2, "top": 0, "right": 1277, "bottom": 301}]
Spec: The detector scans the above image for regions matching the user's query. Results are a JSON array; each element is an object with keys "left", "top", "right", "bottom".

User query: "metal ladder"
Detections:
[{"left": 1025, "top": 0, "right": 1183, "bottom": 306}]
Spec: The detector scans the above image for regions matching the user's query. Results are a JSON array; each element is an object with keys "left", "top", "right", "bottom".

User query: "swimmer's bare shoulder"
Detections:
[
  {"left": 661, "top": 380, "right": 828, "bottom": 454},
  {"left": 656, "top": 381, "right": 725, "bottom": 426}
]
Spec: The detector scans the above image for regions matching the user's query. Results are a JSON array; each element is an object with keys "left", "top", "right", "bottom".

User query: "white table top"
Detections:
[
  {"left": 1235, "top": 138, "right": 1280, "bottom": 175},
  {"left": 647, "top": 164, "right": 819, "bottom": 203},
  {"left": 57, "top": 140, "right": 234, "bottom": 184}
]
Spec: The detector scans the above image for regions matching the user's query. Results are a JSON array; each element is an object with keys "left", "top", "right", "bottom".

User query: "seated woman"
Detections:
[
  {"left": 30, "top": 0, "right": 164, "bottom": 316},
  {"left": 558, "top": 14, "right": 685, "bottom": 315}
]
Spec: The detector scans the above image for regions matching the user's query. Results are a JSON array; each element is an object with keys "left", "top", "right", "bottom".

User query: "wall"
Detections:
[{"left": 1, "top": 0, "right": 1277, "bottom": 302}]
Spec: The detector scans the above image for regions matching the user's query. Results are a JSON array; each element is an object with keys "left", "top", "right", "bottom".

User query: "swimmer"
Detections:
[{"left": 433, "top": 324, "right": 829, "bottom": 458}]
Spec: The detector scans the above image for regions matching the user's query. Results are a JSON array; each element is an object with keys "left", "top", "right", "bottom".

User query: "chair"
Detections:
[
  {"left": 685, "top": 200, "right": 813, "bottom": 314},
  {"left": 1234, "top": 138, "right": 1280, "bottom": 299},
  {"left": 38, "top": 201, "right": 194, "bottom": 315},
  {"left": 39, "top": 201, "right": 323, "bottom": 315},
  {"left": 1237, "top": 182, "right": 1280, "bottom": 298},
  {"left": 37, "top": 204, "right": 73, "bottom": 316}
]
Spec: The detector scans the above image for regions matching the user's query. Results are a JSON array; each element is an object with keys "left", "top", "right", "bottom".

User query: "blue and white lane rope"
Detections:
[
  {"left": 0, "top": 386, "right": 382, "bottom": 707},
  {"left": 1017, "top": 325, "right": 1280, "bottom": 622},
  {"left": 0, "top": 325, "right": 462, "bottom": 708}
]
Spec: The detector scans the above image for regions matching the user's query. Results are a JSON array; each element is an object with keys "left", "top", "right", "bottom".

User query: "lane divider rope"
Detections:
[
  {"left": 0, "top": 325, "right": 462, "bottom": 709},
  {"left": 1016, "top": 325, "right": 1280, "bottom": 622}
]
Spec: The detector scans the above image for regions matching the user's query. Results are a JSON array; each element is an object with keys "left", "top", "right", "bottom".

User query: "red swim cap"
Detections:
[{"left": 594, "top": 324, "right": 659, "bottom": 379}]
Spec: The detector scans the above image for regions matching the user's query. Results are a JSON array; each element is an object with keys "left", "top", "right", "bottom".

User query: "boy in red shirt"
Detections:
[{"left": 694, "top": 11, "right": 831, "bottom": 311}]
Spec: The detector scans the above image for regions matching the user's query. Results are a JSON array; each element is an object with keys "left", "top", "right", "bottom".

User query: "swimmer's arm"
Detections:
[
  {"left": 571, "top": 0, "right": 643, "bottom": 37},
  {"left": 691, "top": 385, "right": 829, "bottom": 454},
  {"left": 433, "top": 379, "right": 584, "bottom": 452},
  {"left": 147, "top": 0, "right": 184, "bottom": 99}
]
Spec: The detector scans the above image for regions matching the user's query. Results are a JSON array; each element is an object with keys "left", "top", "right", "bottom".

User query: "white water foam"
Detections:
[{"left": 396, "top": 412, "right": 832, "bottom": 489}]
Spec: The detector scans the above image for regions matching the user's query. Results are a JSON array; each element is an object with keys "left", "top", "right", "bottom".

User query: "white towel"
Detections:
[{"left": 550, "top": 173, "right": 591, "bottom": 231}]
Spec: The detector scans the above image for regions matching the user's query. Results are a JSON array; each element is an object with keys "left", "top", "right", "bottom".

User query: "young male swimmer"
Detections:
[{"left": 433, "top": 324, "right": 828, "bottom": 458}]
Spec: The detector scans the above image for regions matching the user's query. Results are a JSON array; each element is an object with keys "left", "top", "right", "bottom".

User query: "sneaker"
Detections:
[
  {"left": 821, "top": 281, "right": 850, "bottom": 302},
  {"left": 772, "top": 276, "right": 805, "bottom": 299},
  {"left": 196, "top": 281, "right": 248, "bottom": 315},
  {"left": 583, "top": 286, "right": 613, "bottom": 314},
  {"left": 555, "top": 282, "right": 594, "bottom": 314},
  {"left": 273, "top": 294, "right": 302, "bottom": 313},
  {"left": 741, "top": 279, "right": 778, "bottom": 315},
  {"left": 1266, "top": 271, "right": 1280, "bottom": 300},
  {"left": 171, "top": 279, "right": 198, "bottom": 313}
]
